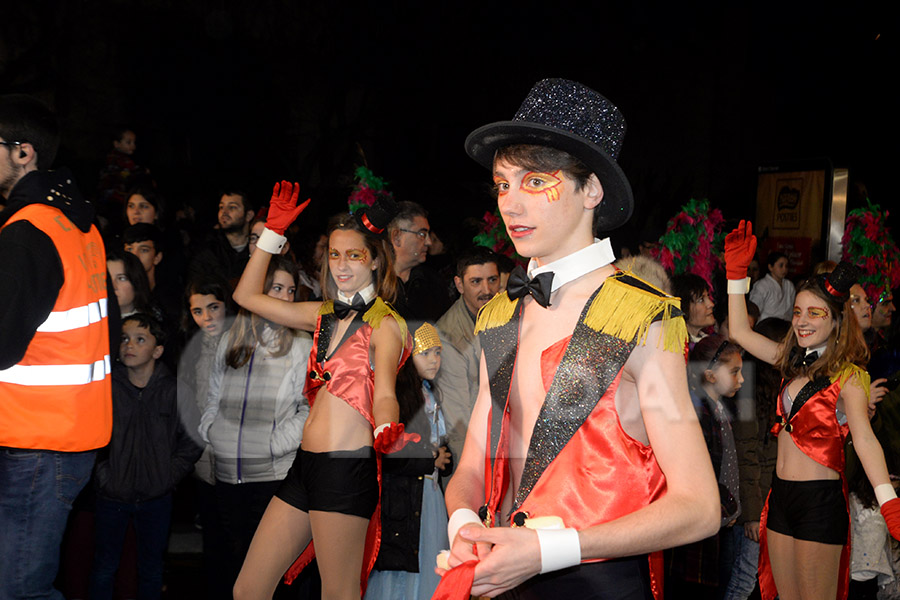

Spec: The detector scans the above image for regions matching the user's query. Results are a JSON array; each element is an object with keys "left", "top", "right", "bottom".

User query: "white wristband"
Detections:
[
  {"left": 373, "top": 423, "right": 389, "bottom": 438},
  {"left": 875, "top": 483, "right": 898, "bottom": 506},
  {"left": 727, "top": 277, "right": 751, "bottom": 294},
  {"left": 256, "top": 227, "right": 286, "bottom": 254},
  {"left": 448, "top": 508, "right": 483, "bottom": 543},
  {"left": 536, "top": 528, "right": 581, "bottom": 574}
]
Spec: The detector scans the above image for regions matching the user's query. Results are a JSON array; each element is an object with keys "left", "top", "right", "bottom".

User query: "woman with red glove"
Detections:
[
  {"left": 725, "top": 221, "right": 900, "bottom": 600},
  {"left": 231, "top": 181, "right": 417, "bottom": 600}
]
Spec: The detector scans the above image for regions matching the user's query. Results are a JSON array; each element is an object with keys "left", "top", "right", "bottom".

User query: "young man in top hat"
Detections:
[{"left": 440, "top": 79, "right": 719, "bottom": 598}]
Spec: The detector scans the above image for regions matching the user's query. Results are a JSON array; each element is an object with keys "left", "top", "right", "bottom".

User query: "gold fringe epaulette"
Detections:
[
  {"left": 584, "top": 271, "right": 687, "bottom": 353},
  {"left": 474, "top": 292, "right": 517, "bottom": 334},
  {"left": 318, "top": 300, "right": 335, "bottom": 316},
  {"left": 364, "top": 298, "right": 408, "bottom": 341},
  {"left": 833, "top": 363, "right": 871, "bottom": 401}
]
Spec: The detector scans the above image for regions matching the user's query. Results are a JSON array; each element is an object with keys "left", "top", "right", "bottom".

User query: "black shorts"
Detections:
[
  {"left": 275, "top": 447, "right": 378, "bottom": 519},
  {"left": 499, "top": 555, "right": 653, "bottom": 600},
  {"left": 766, "top": 474, "right": 848, "bottom": 545}
]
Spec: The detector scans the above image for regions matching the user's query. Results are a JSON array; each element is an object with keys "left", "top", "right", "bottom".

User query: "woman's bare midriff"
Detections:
[
  {"left": 776, "top": 376, "right": 840, "bottom": 481},
  {"left": 301, "top": 387, "right": 373, "bottom": 453}
]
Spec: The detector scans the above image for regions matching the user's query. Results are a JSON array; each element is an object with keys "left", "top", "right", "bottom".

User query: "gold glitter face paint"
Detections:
[
  {"left": 793, "top": 306, "right": 830, "bottom": 319},
  {"left": 329, "top": 248, "right": 369, "bottom": 262},
  {"left": 521, "top": 170, "right": 563, "bottom": 203},
  {"left": 346, "top": 248, "right": 368, "bottom": 262}
]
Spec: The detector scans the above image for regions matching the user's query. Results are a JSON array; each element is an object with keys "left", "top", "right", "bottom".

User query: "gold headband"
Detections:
[{"left": 412, "top": 323, "right": 441, "bottom": 356}]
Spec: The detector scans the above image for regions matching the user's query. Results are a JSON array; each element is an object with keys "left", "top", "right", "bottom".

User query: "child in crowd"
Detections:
[
  {"left": 749, "top": 251, "right": 796, "bottom": 322},
  {"left": 97, "top": 127, "right": 150, "bottom": 216},
  {"left": 668, "top": 334, "right": 744, "bottom": 598},
  {"left": 366, "top": 321, "right": 452, "bottom": 600},
  {"left": 90, "top": 314, "right": 202, "bottom": 600},
  {"left": 177, "top": 274, "right": 234, "bottom": 600},
  {"left": 199, "top": 255, "right": 311, "bottom": 591},
  {"left": 106, "top": 249, "right": 161, "bottom": 320}
]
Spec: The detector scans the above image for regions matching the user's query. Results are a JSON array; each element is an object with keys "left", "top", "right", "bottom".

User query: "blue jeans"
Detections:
[
  {"left": 89, "top": 494, "right": 173, "bottom": 600},
  {"left": 722, "top": 525, "right": 760, "bottom": 600},
  {"left": 0, "top": 447, "right": 96, "bottom": 600}
]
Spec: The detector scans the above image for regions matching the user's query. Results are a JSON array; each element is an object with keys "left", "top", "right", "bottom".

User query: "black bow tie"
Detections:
[
  {"left": 506, "top": 265, "right": 554, "bottom": 308},
  {"left": 333, "top": 294, "right": 369, "bottom": 319},
  {"left": 790, "top": 346, "right": 820, "bottom": 369}
]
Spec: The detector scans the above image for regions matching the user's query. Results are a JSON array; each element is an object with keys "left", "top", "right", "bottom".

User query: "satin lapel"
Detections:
[
  {"left": 479, "top": 299, "right": 523, "bottom": 519},
  {"left": 787, "top": 377, "right": 831, "bottom": 421},
  {"left": 513, "top": 286, "right": 636, "bottom": 511}
]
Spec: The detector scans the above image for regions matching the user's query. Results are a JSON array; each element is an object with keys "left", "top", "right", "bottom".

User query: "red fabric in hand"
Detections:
[
  {"left": 267, "top": 180, "right": 310, "bottom": 235},
  {"left": 374, "top": 422, "right": 421, "bottom": 454},
  {"left": 881, "top": 497, "right": 900, "bottom": 540},
  {"left": 432, "top": 560, "right": 477, "bottom": 600},
  {"left": 723, "top": 220, "right": 757, "bottom": 280}
]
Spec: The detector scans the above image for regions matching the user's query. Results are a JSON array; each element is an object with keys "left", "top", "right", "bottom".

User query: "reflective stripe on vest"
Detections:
[
  {"left": 0, "top": 355, "right": 111, "bottom": 386},
  {"left": 36, "top": 298, "right": 108, "bottom": 332}
]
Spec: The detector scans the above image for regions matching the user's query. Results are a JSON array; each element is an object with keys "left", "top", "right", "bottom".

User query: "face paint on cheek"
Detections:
[
  {"left": 521, "top": 170, "right": 563, "bottom": 203},
  {"left": 346, "top": 248, "right": 369, "bottom": 262},
  {"left": 807, "top": 306, "right": 829, "bottom": 319}
]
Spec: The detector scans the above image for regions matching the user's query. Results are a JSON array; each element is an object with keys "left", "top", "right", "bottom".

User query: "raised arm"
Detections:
[
  {"left": 232, "top": 181, "right": 321, "bottom": 331},
  {"left": 725, "top": 221, "right": 782, "bottom": 364}
]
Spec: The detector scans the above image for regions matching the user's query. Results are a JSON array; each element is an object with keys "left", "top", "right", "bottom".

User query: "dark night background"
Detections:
[{"left": 1, "top": 1, "right": 897, "bottom": 253}]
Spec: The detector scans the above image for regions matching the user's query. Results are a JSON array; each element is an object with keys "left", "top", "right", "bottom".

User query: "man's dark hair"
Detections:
[
  {"left": 122, "top": 312, "right": 167, "bottom": 348},
  {"left": 671, "top": 273, "right": 710, "bottom": 316},
  {"left": 0, "top": 95, "right": 60, "bottom": 169},
  {"left": 455, "top": 246, "right": 500, "bottom": 279},
  {"left": 123, "top": 223, "right": 163, "bottom": 250},
  {"left": 220, "top": 189, "right": 254, "bottom": 214},
  {"left": 388, "top": 201, "right": 428, "bottom": 233}
]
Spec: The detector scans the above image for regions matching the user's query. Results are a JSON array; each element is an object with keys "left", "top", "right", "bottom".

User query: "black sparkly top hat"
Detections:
[
  {"left": 353, "top": 195, "right": 398, "bottom": 239},
  {"left": 465, "top": 78, "right": 633, "bottom": 231},
  {"left": 816, "top": 261, "right": 861, "bottom": 304}
]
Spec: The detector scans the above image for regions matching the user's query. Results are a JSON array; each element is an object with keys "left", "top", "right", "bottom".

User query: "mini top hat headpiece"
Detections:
[
  {"left": 815, "top": 261, "right": 861, "bottom": 304},
  {"left": 465, "top": 78, "right": 634, "bottom": 231},
  {"left": 412, "top": 322, "right": 441, "bottom": 356},
  {"left": 353, "top": 195, "right": 398, "bottom": 239}
]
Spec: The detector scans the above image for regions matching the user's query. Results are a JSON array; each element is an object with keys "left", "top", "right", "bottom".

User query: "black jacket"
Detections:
[
  {"left": 375, "top": 404, "right": 453, "bottom": 573},
  {"left": 95, "top": 362, "right": 203, "bottom": 502}
]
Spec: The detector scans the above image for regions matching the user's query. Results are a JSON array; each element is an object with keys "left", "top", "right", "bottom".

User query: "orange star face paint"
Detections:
[{"left": 521, "top": 170, "right": 563, "bottom": 203}]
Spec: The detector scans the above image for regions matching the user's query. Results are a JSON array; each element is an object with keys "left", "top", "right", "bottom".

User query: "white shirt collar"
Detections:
[
  {"left": 527, "top": 238, "right": 616, "bottom": 293},
  {"left": 337, "top": 283, "right": 377, "bottom": 305},
  {"left": 807, "top": 343, "right": 828, "bottom": 357}
]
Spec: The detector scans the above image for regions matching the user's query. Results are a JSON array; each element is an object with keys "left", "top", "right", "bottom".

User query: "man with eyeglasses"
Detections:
[
  {"left": 0, "top": 95, "right": 113, "bottom": 600},
  {"left": 388, "top": 200, "right": 453, "bottom": 320}
]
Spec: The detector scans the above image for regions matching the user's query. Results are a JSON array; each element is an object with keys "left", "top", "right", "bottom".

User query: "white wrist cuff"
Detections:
[
  {"left": 448, "top": 508, "right": 483, "bottom": 543},
  {"left": 875, "top": 483, "right": 897, "bottom": 506},
  {"left": 257, "top": 227, "right": 286, "bottom": 254},
  {"left": 536, "top": 528, "right": 581, "bottom": 574},
  {"left": 727, "top": 277, "right": 751, "bottom": 294},
  {"left": 373, "top": 423, "right": 389, "bottom": 438}
]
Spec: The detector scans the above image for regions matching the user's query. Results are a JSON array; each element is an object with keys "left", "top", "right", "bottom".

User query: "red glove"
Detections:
[
  {"left": 374, "top": 422, "right": 421, "bottom": 454},
  {"left": 723, "top": 220, "right": 757, "bottom": 280},
  {"left": 432, "top": 560, "right": 477, "bottom": 600},
  {"left": 266, "top": 181, "right": 310, "bottom": 235},
  {"left": 881, "top": 497, "right": 900, "bottom": 540}
]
